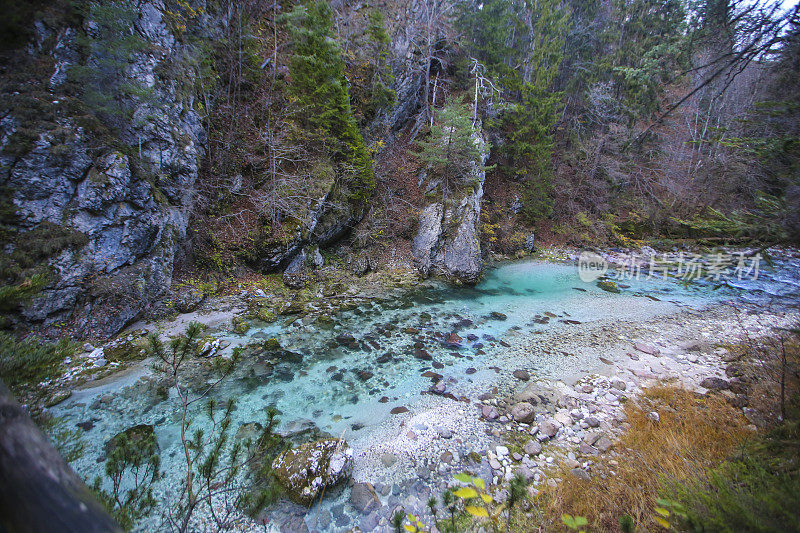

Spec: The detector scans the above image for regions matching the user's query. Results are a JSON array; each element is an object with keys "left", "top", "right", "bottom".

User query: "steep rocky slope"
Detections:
[
  {"left": 0, "top": 0, "right": 490, "bottom": 338},
  {"left": 1, "top": 2, "right": 205, "bottom": 337}
]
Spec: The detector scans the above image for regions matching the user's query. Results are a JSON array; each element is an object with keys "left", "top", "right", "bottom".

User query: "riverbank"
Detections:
[
  {"left": 281, "top": 301, "right": 797, "bottom": 532},
  {"left": 30, "top": 250, "right": 800, "bottom": 531}
]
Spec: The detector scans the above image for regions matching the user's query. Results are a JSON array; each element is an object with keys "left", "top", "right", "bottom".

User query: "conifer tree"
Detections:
[
  {"left": 416, "top": 96, "right": 488, "bottom": 200},
  {"left": 286, "top": 0, "right": 374, "bottom": 201}
]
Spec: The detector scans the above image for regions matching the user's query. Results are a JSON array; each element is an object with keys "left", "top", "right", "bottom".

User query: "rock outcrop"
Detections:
[
  {"left": 0, "top": 2, "right": 205, "bottom": 337},
  {"left": 411, "top": 128, "right": 489, "bottom": 284}
]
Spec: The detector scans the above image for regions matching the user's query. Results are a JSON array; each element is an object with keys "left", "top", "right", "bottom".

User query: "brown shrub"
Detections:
[{"left": 536, "top": 385, "right": 751, "bottom": 532}]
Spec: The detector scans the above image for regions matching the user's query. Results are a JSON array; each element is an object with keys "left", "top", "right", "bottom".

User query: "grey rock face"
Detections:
[
  {"left": 411, "top": 128, "right": 489, "bottom": 285},
  {"left": 2, "top": 3, "right": 205, "bottom": 337}
]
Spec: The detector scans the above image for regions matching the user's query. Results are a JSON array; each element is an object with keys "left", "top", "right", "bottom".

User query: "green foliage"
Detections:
[
  {"left": 604, "top": 0, "right": 688, "bottom": 119},
  {"left": 94, "top": 428, "right": 160, "bottom": 531},
  {"left": 0, "top": 190, "right": 88, "bottom": 325},
  {"left": 665, "top": 400, "right": 800, "bottom": 533},
  {"left": 562, "top": 513, "right": 589, "bottom": 531},
  {"left": 0, "top": 191, "right": 86, "bottom": 329},
  {"left": 673, "top": 193, "right": 792, "bottom": 243},
  {"left": 42, "top": 417, "right": 86, "bottom": 463},
  {"left": 458, "top": 0, "right": 570, "bottom": 223},
  {"left": 241, "top": 407, "right": 288, "bottom": 516},
  {"left": 285, "top": 0, "right": 374, "bottom": 202},
  {"left": 0, "top": 0, "right": 54, "bottom": 49},
  {"left": 0, "top": 332, "right": 75, "bottom": 389},
  {"left": 415, "top": 96, "right": 489, "bottom": 199},
  {"left": 349, "top": 9, "right": 396, "bottom": 126}
]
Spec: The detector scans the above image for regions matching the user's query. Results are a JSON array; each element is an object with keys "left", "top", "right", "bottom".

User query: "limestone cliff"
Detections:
[
  {"left": 412, "top": 127, "right": 489, "bottom": 285},
  {"left": 0, "top": 1, "right": 205, "bottom": 337}
]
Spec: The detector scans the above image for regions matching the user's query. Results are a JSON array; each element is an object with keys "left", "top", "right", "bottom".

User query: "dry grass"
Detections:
[{"left": 536, "top": 385, "right": 752, "bottom": 532}]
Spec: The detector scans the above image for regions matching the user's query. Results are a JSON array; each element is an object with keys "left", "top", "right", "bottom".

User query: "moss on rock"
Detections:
[{"left": 271, "top": 438, "right": 353, "bottom": 505}]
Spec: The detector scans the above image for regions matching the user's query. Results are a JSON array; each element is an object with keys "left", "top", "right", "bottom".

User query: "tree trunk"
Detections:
[{"left": 0, "top": 380, "right": 121, "bottom": 532}]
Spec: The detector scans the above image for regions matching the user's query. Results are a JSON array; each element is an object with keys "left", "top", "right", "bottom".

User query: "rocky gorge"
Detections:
[{"left": 2, "top": 0, "right": 800, "bottom": 531}]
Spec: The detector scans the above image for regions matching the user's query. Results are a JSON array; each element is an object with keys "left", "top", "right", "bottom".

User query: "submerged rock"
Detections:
[
  {"left": 512, "top": 369, "right": 530, "bottom": 381},
  {"left": 105, "top": 424, "right": 157, "bottom": 456},
  {"left": 272, "top": 438, "right": 353, "bottom": 504},
  {"left": 597, "top": 280, "right": 620, "bottom": 293},
  {"left": 350, "top": 482, "right": 381, "bottom": 514}
]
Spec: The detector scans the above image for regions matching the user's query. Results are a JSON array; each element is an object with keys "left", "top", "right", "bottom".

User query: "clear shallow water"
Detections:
[{"left": 50, "top": 257, "right": 799, "bottom": 530}]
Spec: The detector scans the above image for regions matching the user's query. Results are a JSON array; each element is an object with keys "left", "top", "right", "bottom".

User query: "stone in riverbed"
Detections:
[
  {"left": 513, "top": 383, "right": 540, "bottom": 404},
  {"left": 489, "top": 311, "right": 508, "bottom": 320},
  {"left": 336, "top": 333, "right": 357, "bottom": 346},
  {"left": 390, "top": 406, "right": 409, "bottom": 415},
  {"left": 634, "top": 342, "right": 660, "bottom": 356},
  {"left": 597, "top": 280, "right": 620, "bottom": 293},
  {"left": 356, "top": 370, "right": 374, "bottom": 381},
  {"left": 700, "top": 377, "right": 730, "bottom": 390},
  {"left": 350, "top": 482, "right": 381, "bottom": 514},
  {"left": 445, "top": 332, "right": 463, "bottom": 346},
  {"left": 513, "top": 369, "right": 530, "bottom": 381},
  {"left": 510, "top": 402, "right": 537, "bottom": 424},
  {"left": 235, "top": 422, "right": 264, "bottom": 442},
  {"left": 481, "top": 405, "right": 499, "bottom": 420},
  {"left": 538, "top": 420, "right": 561, "bottom": 439},
  {"left": 523, "top": 440, "right": 542, "bottom": 456},
  {"left": 436, "top": 427, "right": 453, "bottom": 439},
  {"left": 610, "top": 378, "right": 627, "bottom": 391},
  {"left": 381, "top": 453, "right": 397, "bottom": 467},
  {"left": 272, "top": 438, "right": 353, "bottom": 504}
]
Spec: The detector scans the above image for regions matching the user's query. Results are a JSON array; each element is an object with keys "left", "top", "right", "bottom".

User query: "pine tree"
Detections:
[
  {"left": 286, "top": 0, "right": 374, "bottom": 201},
  {"left": 415, "top": 96, "right": 488, "bottom": 200},
  {"left": 458, "top": 0, "right": 570, "bottom": 223},
  {"left": 69, "top": 0, "right": 154, "bottom": 131}
]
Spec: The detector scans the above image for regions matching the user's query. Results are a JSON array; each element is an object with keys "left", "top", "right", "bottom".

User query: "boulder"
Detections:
[
  {"left": 510, "top": 402, "right": 536, "bottom": 424},
  {"left": 700, "top": 377, "right": 730, "bottom": 390},
  {"left": 105, "top": 424, "right": 157, "bottom": 457},
  {"left": 512, "top": 369, "right": 530, "bottom": 381},
  {"left": 272, "top": 439, "right": 353, "bottom": 504},
  {"left": 538, "top": 419, "right": 561, "bottom": 439},
  {"left": 597, "top": 280, "right": 620, "bottom": 293},
  {"left": 173, "top": 285, "right": 205, "bottom": 313},
  {"left": 523, "top": 440, "right": 541, "bottom": 456},
  {"left": 595, "top": 435, "right": 613, "bottom": 453},
  {"left": 481, "top": 405, "right": 499, "bottom": 420},
  {"left": 350, "top": 482, "right": 381, "bottom": 514}
]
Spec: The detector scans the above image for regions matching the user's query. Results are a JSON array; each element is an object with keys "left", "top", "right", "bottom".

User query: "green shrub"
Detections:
[{"left": 0, "top": 332, "right": 76, "bottom": 388}]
